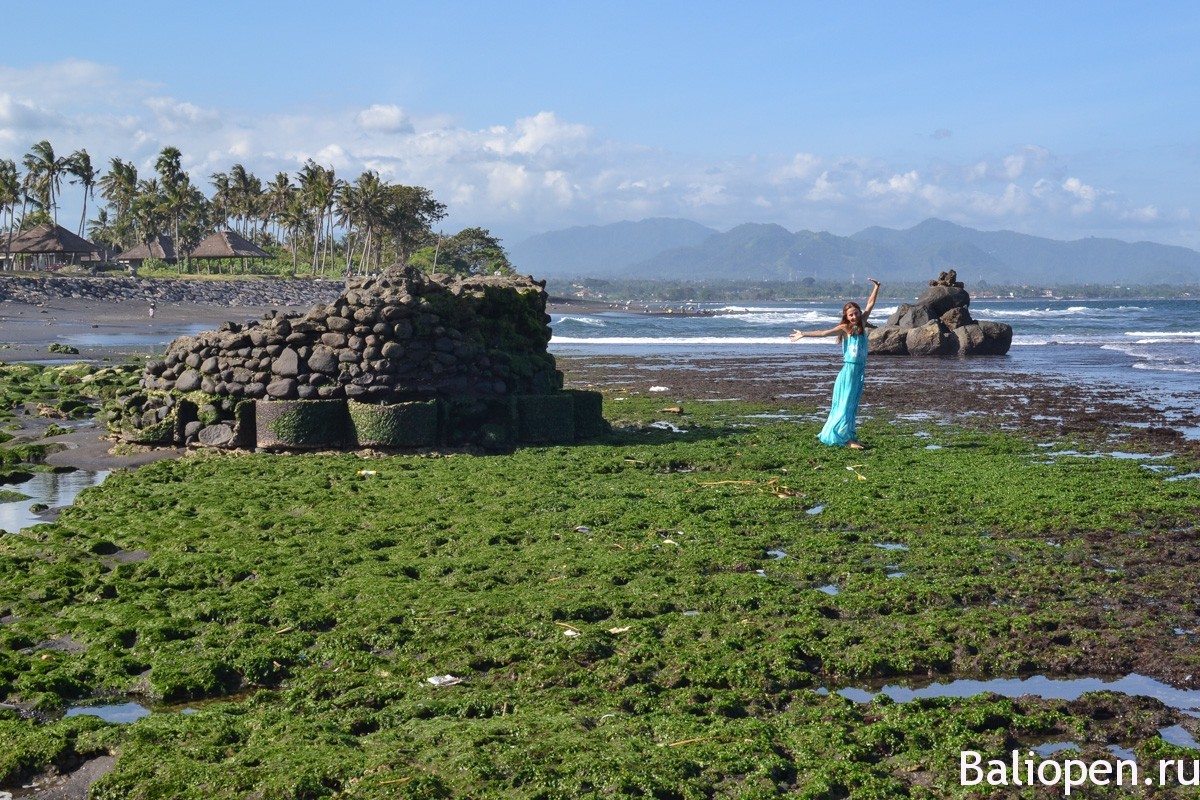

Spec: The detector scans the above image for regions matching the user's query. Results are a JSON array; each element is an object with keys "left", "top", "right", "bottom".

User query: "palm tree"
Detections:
[
  {"left": 87, "top": 208, "right": 119, "bottom": 257},
  {"left": 338, "top": 171, "right": 389, "bottom": 273},
  {"left": 67, "top": 149, "right": 96, "bottom": 237},
  {"left": 297, "top": 160, "right": 337, "bottom": 275},
  {"left": 265, "top": 172, "right": 294, "bottom": 244},
  {"left": 276, "top": 196, "right": 311, "bottom": 277},
  {"left": 154, "top": 146, "right": 183, "bottom": 190},
  {"left": 22, "top": 140, "right": 69, "bottom": 224},
  {"left": 0, "top": 159, "right": 22, "bottom": 264},
  {"left": 209, "top": 170, "right": 231, "bottom": 229},
  {"left": 128, "top": 178, "right": 166, "bottom": 276},
  {"left": 98, "top": 158, "right": 139, "bottom": 249},
  {"left": 155, "top": 146, "right": 190, "bottom": 271}
]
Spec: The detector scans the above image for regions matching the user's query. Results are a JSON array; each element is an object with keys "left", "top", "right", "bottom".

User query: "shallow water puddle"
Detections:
[
  {"left": 830, "top": 673, "right": 1200, "bottom": 716},
  {"left": 816, "top": 584, "right": 840, "bottom": 595},
  {"left": 65, "top": 701, "right": 156, "bottom": 724},
  {"left": 874, "top": 542, "right": 909, "bottom": 551},
  {"left": 63, "top": 690, "right": 255, "bottom": 724},
  {"left": 805, "top": 504, "right": 825, "bottom": 515},
  {"left": 1161, "top": 724, "right": 1200, "bottom": 749},
  {"left": 766, "top": 549, "right": 787, "bottom": 560},
  {"left": 1166, "top": 472, "right": 1200, "bottom": 482},
  {"left": 0, "top": 470, "right": 109, "bottom": 533}
]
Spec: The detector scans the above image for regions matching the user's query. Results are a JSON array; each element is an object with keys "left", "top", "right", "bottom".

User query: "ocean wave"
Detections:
[
  {"left": 974, "top": 306, "right": 1092, "bottom": 318},
  {"left": 551, "top": 335, "right": 803, "bottom": 346},
  {"left": 719, "top": 310, "right": 835, "bottom": 325},
  {"left": 974, "top": 305, "right": 1149, "bottom": 318},
  {"left": 719, "top": 305, "right": 899, "bottom": 325},
  {"left": 1131, "top": 362, "right": 1200, "bottom": 373},
  {"left": 1124, "top": 330, "right": 1200, "bottom": 338},
  {"left": 1011, "top": 334, "right": 1119, "bottom": 346},
  {"left": 551, "top": 315, "right": 607, "bottom": 326}
]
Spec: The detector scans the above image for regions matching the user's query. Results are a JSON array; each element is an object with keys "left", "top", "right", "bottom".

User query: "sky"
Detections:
[{"left": 3, "top": 1, "right": 1200, "bottom": 251}]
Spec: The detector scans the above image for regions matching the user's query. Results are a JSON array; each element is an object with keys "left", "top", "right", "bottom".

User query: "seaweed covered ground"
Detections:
[{"left": 0, "top": 362, "right": 1199, "bottom": 798}]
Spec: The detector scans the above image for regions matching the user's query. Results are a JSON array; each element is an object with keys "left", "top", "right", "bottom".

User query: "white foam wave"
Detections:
[
  {"left": 715, "top": 305, "right": 801, "bottom": 313},
  {"left": 552, "top": 335, "right": 814, "bottom": 346},
  {"left": 1131, "top": 362, "right": 1200, "bottom": 373},
  {"left": 551, "top": 315, "right": 607, "bottom": 326},
  {"left": 974, "top": 306, "right": 1095, "bottom": 318},
  {"left": 974, "top": 305, "right": 1149, "bottom": 318},
  {"left": 1124, "top": 330, "right": 1200, "bottom": 338},
  {"left": 719, "top": 310, "right": 834, "bottom": 325},
  {"left": 1011, "top": 334, "right": 1120, "bottom": 346}
]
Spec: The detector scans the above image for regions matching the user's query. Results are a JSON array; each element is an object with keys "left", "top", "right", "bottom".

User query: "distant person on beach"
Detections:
[
  {"left": 148, "top": 302, "right": 156, "bottom": 319},
  {"left": 789, "top": 278, "right": 881, "bottom": 449}
]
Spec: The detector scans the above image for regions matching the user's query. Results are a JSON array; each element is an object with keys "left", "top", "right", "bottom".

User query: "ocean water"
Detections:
[{"left": 549, "top": 298, "right": 1200, "bottom": 420}]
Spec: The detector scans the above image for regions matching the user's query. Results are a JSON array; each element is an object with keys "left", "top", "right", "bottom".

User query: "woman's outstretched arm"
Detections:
[
  {"left": 790, "top": 325, "right": 845, "bottom": 342},
  {"left": 862, "top": 278, "right": 881, "bottom": 320}
]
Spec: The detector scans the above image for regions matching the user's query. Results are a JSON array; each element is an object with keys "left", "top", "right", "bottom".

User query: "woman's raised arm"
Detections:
[{"left": 861, "top": 279, "right": 881, "bottom": 320}]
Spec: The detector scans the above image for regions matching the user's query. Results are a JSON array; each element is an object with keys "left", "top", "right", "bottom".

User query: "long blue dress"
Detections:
[{"left": 818, "top": 332, "right": 867, "bottom": 446}]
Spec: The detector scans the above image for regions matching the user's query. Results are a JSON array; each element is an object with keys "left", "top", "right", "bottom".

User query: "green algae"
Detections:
[{"left": 0, "top": 396, "right": 1197, "bottom": 797}]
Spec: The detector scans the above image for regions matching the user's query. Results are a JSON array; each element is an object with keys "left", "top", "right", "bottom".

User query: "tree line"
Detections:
[{"left": 0, "top": 141, "right": 513, "bottom": 278}]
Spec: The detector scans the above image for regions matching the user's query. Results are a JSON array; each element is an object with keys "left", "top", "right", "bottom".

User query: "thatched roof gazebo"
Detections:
[
  {"left": 189, "top": 230, "right": 271, "bottom": 260},
  {"left": 187, "top": 230, "right": 273, "bottom": 274},
  {"left": 117, "top": 235, "right": 178, "bottom": 266},
  {"left": 5, "top": 223, "right": 100, "bottom": 269}
]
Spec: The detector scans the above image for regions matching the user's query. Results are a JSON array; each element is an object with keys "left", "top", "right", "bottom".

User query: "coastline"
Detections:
[{"left": 2, "top": 293, "right": 1198, "bottom": 473}]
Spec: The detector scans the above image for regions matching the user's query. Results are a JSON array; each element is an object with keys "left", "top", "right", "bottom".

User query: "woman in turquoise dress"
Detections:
[{"left": 790, "top": 278, "right": 881, "bottom": 449}]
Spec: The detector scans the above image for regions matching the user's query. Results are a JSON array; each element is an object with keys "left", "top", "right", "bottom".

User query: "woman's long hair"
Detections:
[{"left": 838, "top": 301, "right": 864, "bottom": 343}]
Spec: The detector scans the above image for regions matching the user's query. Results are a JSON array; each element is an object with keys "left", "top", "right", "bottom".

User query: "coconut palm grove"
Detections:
[{"left": 0, "top": 141, "right": 513, "bottom": 278}]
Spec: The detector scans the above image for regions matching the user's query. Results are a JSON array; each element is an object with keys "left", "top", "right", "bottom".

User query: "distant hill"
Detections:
[
  {"left": 508, "top": 218, "right": 716, "bottom": 277},
  {"left": 512, "top": 217, "right": 1200, "bottom": 285},
  {"left": 635, "top": 223, "right": 918, "bottom": 282},
  {"left": 851, "top": 219, "right": 1200, "bottom": 284}
]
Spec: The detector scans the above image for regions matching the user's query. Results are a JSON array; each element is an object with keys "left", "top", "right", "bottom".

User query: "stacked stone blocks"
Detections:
[{"left": 108, "top": 267, "right": 607, "bottom": 450}]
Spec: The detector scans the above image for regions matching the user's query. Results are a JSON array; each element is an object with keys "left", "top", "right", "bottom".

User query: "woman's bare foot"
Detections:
[{"left": 848, "top": 441, "right": 865, "bottom": 450}]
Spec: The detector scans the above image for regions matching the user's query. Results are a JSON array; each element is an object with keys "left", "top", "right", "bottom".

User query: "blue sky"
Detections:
[{"left": 3, "top": 1, "right": 1199, "bottom": 251}]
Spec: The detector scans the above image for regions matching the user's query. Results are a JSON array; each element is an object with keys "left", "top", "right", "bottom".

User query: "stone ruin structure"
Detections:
[
  {"left": 107, "top": 267, "right": 607, "bottom": 451},
  {"left": 868, "top": 270, "right": 1012, "bottom": 356}
]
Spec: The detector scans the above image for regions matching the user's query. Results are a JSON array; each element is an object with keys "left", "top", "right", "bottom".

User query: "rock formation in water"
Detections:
[{"left": 869, "top": 270, "right": 1012, "bottom": 356}]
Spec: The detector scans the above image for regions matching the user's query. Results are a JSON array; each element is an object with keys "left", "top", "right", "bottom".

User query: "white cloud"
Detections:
[
  {"left": 0, "top": 93, "right": 60, "bottom": 130},
  {"left": 773, "top": 152, "right": 821, "bottom": 183},
  {"left": 866, "top": 170, "right": 921, "bottom": 197},
  {"left": 355, "top": 104, "right": 414, "bottom": 135},
  {"left": 0, "top": 58, "right": 1183, "bottom": 247},
  {"left": 144, "top": 97, "right": 221, "bottom": 133},
  {"left": 1122, "top": 205, "right": 1158, "bottom": 222}
]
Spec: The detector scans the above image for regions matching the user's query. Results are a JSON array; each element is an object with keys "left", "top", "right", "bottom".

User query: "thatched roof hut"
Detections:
[
  {"left": 7, "top": 223, "right": 100, "bottom": 255},
  {"left": 188, "top": 230, "right": 271, "bottom": 260},
  {"left": 117, "top": 235, "right": 178, "bottom": 264}
]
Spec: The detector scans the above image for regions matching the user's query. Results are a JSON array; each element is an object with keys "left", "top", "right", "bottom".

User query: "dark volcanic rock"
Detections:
[
  {"left": 870, "top": 273, "right": 1011, "bottom": 357},
  {"left": 142, "top": 266, "right": 562, "bottom": 401}
]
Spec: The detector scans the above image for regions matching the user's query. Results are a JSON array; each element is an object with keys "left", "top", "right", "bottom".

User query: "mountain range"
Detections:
[{"left": 508, "top": 218, "right": 1200, "bottom": 285}]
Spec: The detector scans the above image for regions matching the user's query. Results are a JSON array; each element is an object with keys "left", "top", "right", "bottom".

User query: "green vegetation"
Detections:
[
  {"left": 0, "top": 362, "right": 141, "bottom": 479},
  {"left": 0, "top": 397, "right": 1197, "bottom": 797},
  {"left": 0, "top": 362, "right": 141, "bottom": 422},
  {"left": 2, "top": 141, "right": 512, "bottom": 280}
]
